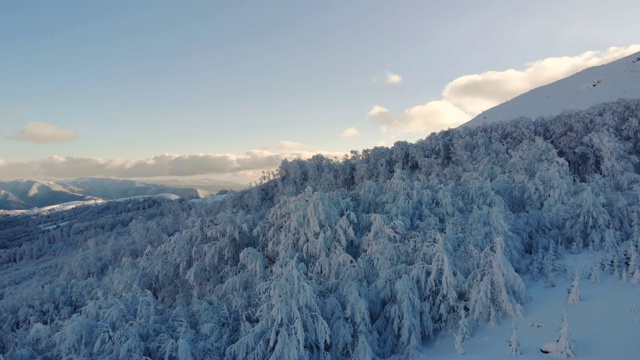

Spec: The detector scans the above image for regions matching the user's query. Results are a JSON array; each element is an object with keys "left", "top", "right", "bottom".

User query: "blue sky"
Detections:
[{"left": 1, "top": 1, "right": 639, "bottom": 184}]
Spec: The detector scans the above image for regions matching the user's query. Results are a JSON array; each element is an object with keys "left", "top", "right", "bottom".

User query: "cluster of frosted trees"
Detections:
[{"left": 2, "top": 99, "right": 640, "bottom": 359}]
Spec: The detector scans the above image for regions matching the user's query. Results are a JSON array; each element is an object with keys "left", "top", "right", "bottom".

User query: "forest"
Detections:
[{"left": 2, "top": 99, "right": 640, "bottom": 359}]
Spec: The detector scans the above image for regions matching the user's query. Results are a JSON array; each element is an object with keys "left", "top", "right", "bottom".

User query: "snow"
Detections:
[
  {"left": 1, "top": 199, "right": 105, "bottom": 216},
  {"left": 113, "top": 192, "right": 181, "bottom": 202},
  {"left": 0, "top": 193, "right": 180, "bottom": 216},
  {"left": 465, "top": 51, "right": 640, "bottom": 127},
  {"left": 423, "top": 253, "right": 640, "bottom": 359},
  {"left": 189, "top": 194, "right": 227, "bottom": 203}
]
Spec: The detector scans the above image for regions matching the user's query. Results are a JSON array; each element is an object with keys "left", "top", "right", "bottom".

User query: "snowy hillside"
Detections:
[
  {"left": 0, "top": 178, "right": 212, "bottom": 210},
  {"left": 3, "top": 99, "right": 640, "bottom": 359},
  {"left": 465, "top": 51, "right": 640, "bottom": 127},
  {"left": 61, "top": 178, "right": 211, "bottom": 200},
  {"left": 0, "top": 180, "right": 96, "bottom": 210}
]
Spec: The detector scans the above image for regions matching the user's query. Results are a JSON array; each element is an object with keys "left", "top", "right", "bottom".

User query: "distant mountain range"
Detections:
[
  {"left": 0, "top": 178, "right": 215, "bottom": 210},
  {"left": 465, "top": 50, "right": 640, "bottom": 127}
]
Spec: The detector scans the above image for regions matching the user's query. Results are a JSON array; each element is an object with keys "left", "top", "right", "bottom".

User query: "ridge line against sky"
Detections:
[{"left": 1, "top": 1, "right": 639, "bottom": 184}]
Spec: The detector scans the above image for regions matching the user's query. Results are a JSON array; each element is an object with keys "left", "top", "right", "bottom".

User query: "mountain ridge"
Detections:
[{"left": 0, "top": 178, "right": 213, "bottom": 210}]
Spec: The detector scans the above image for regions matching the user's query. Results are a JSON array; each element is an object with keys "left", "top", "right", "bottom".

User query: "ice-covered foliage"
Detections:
[
  {"left": 508, "top": 323, "right": 521, "bottom": 355},
  {"left": 2, "top": 99, "right": 640, "bottom": 358},
  {"left": 541, "top": 311, "right": 574, "bottom": 358},
  {"left": 567, "top": 273, "right": 581, "bottom": 304}
]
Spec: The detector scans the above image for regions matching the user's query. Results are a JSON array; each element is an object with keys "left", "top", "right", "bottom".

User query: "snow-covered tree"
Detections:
[
  {"left": 457, "top": 305, "right": 472, "bottom": 342},
  {"left": 631, "top": 268, "right": 640, "bottom": 285},
  {"left": 508, "top": 323, "right": 521, "bottom": 355},
  {"left": 468, "top": 237, "right": 527, "bottom": 325},
  {"left": 454, "top": 333, "right": 465, "bottom": 355},
  {"left": 567, "top": 273, "right": 581, "bottom": 304},
  {"left": 589, "top": 263, "right": 600, "bottom": 283},
  {"left": 541, "top": 311, "right": 574, "bottom": 358},
  {"left": 565, "top": 185, "right": 610, "bottom": 251}
]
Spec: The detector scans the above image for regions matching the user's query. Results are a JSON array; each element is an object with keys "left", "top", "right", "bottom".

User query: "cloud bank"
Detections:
[
  {"left": 370, "top": 45, "right": 640, "bottom": 135},
  {"left": 11, "top": 122, "right": 78, "bottom": 144},
  {"left": 0, "top": 150, "right": 347, "bottom": 181}
]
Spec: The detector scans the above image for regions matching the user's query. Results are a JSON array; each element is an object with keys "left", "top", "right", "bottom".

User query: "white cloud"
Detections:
[
  {"left": 386, "top": 72, "right": 402, "bottom": 85},
  {"left": 0, "top": 150, "right": 348, "bottom": 181},
  {"left": 367, "top": 102, "right": 469, "bottom": 135},
  {"left": 341, "top": 127, "right": 360, "bottom": 138},
  {"left": 443, "top": 44, "right": 640, "bottom": 115},
  {"left": 277, "top": 140, "right": 304, "bottom": 149},
  {"left": 11, "top": 122, "right": 78, "bottom": 144},
  {"left": 369, "top": 44, "right": 640, "bottom": 135}
]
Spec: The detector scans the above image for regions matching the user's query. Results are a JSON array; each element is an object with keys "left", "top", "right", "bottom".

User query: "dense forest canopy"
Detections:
[{"left": 2, "top": 99, "right": 640, "bottom": 359}]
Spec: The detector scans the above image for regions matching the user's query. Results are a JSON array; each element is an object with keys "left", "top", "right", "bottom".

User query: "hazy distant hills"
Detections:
[
  {"left": 0, "top": 180, "right": 95, "bottom": 210},
  {"left": 465, "top": 50, "right": 640, "bottom": 127},
  {"left": 0, "top": 178, "right": 215, "bottom": 210},
  {"left": 61, "top": 178, "right": 211, "bottom": 200}
]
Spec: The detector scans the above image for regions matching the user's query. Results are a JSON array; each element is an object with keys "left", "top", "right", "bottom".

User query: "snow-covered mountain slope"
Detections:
[
  {"left": 60, "top": 178, "right": 211, "bottom": 200},
  {"left": 0, "top": 178, "right": 212, "bottom": 210},
  {"left": 0, "top": 190, "right": 28, "bottom": 210},
  {"left": 0, "top": 180, "right": 96, "bottom": 210},
  {"left": 465, "top": 51, "right": 640, "bottom": 127}
]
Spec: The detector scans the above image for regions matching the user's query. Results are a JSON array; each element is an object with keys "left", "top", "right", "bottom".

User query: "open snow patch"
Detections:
[{"left": 422, "top": 253, "right": 640, "bottom": 359}]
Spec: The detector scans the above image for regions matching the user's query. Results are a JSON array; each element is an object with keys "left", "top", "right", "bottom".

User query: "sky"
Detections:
[{"left": 1, "top": 1, "right": 640, "bottom": 185}]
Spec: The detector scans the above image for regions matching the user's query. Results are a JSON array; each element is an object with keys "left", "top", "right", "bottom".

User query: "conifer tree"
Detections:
[
  {"left": 556, "top": 311, "right": 575, "bottom": 358},
  {"left": 468, "top": 237, "right": 526, "bottom": 325},
  {"left": 508, "top": 323, "right": 521, "bottom": 355},
  {"left": 541, "top": 311, "right": 574, "bottom": 358},
  {"left": 457, "top": 305, "right": 471, "bottom": 342},
  {"left": 567, "top": 273, "right": 581, "bottom": 304},
  {"left": 631, "top": 268, "right": 640, "bottom": 285},
  {"left": 454, "top": 333, "right": 465, "bottom": 355},
  {"left": 589, "top": 263, "right": 600, "bottom": 283}
]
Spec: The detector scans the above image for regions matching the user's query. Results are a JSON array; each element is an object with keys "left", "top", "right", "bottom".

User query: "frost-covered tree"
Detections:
[
  {"left": 454, "top": 333, "right": 465, "bottom": 355},
  {"left": 508, "top": 323, "right": 521, "bottom": 355},
  {"left": 543, "top": 242, "right": 558, "bottom": 287},
  {"left": 631, "top": 268, "right": 640, "bottom": 285},
  {"left": 541, "top": 311, "right": 574, "bottom": 357},
  {"left": 226, "top": 254, "right": 330, "bottom": 360},
  {"left": 456, "top": 304, "right": 472, "bottom": 342},
  {"left": 411, "top": 230, "right": 461, "bottom": 332},
  {"left": 589, "top": 263, "right": 600, "bottom": 283},
  {"left": 567, "top": 273, "right": 581, "bottom": 304},
  {"left": 565, "top": 185, "right": 610, "bottom": 251},
  {"left": 468, "top": 237, "right": 527, "bottom": 325}
]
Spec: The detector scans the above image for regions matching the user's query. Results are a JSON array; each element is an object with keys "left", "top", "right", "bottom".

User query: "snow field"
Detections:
[{"left": 426, "top": 253, "right": 640, "bottom": 359}]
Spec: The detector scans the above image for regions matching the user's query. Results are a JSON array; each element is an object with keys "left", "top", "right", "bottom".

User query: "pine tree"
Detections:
[
  {"left": 457, "top": 305, "right": 471, "bottom": 342},
  {"left": 508, "top": 323, "right": 521, "bottom": 355},
  {"left": 454, "top": 333, "right": 465, "bottom": 355},
  {"left": 632, "top": 268, "right": 640, "bottom": 285},
  {"left": 556, "top": 311, "right": 575, "bottom": 358},
  {"left": 543, "top": 242, "right": 557, "bottom": 287},
  {"left": 541, "top": 311, "right": 574, "bottom": 358},
  {"left": 468, "top": 237, "right": 527, "bottom": 325},
  {"left": 589, "top": 262, "right": 600, "bottom": 283},
  {"left": 567, "top": 273, "right": 581, "bottom": 304},
  {"left": 627, "top": 243, "right": 638, "bottom": 279}
]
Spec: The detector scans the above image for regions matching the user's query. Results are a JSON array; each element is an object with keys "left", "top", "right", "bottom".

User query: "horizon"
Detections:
[{"left": 2, "top": 1, "right": 640, "bottom": 185}]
